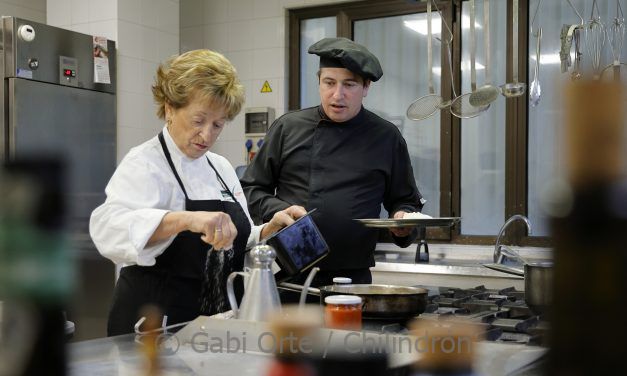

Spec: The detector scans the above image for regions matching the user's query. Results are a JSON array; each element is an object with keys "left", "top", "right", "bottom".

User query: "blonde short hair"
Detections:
[{"left": 152, "top": 49, "right": 245, "bottom": 121}]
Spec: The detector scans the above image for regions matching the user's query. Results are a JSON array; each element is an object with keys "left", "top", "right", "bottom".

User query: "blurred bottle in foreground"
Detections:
[
  {"left": 547, "top": 80, "right": 627, "bottom": 374},
  {"left": 409, "top": 320, "right": 480, "bottom": 376},
  {"left": 265, "top": 305, "right": 320, "bottom": 376},
  {"left": 0, "top": 158, "right": 74, "bottom": 376}
]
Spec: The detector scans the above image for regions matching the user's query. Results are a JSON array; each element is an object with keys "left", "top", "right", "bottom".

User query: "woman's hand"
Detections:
[
  {"left": 260, "top": 205, "right": 308, "bottom": 240},
  {"left": 148, "top": 211, "right": 237, "bottom": 250},
  {"left": 389, "top": 210, "right": 412, "bottom": 238},
  {"left": 188, "top": 211, "right": 238, "bottom": 250}
]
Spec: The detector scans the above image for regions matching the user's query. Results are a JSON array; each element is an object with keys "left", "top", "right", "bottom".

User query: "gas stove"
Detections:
[{"left": 364, "top": 285, "right": 549, "bottom": 347}]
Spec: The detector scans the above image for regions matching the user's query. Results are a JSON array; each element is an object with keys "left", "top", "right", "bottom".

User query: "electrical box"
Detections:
[{"left": 244, "top": 107, "right": 275, "bottom": 164}]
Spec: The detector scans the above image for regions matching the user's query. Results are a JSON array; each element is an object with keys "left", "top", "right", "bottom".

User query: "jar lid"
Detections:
[
  {"left": 332, "top": 277, "right": 352, "bottom": 284},
  {"left": 324, "top": 294, "right": 362, "bottom": 305}
]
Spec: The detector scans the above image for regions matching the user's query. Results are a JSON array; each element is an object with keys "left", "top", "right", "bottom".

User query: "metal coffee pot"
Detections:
[{"left": 226, "top": 244, "right": 281, "bottom": 321}]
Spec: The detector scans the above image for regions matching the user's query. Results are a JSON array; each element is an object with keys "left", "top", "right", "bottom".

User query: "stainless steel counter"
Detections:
[
  {"left": 371, "top": 243, "right": 552, "bottom": 290},
  {"left": 68, "top": 315, "right": 547, "bottom": 375}
]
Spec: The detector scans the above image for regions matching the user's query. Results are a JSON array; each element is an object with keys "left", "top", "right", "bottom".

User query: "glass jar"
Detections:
[{"left": 324, "top": 295, "right": 362, "bottom": 330}]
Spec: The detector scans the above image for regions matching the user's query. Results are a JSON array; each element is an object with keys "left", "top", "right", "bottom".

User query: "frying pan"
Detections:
[{"left": 279, "top": 283, "right": 429, "bottom": 319}]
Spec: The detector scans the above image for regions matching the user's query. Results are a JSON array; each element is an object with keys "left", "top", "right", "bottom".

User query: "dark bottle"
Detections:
[
  {"left": 0, "top": 158, "right": 71, "bottom": 376},
  {"left": 548, "top": 80, "right": 627, "bottom": 375}
]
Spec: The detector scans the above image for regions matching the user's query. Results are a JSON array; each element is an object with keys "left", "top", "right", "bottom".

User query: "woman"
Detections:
[{"left": 90, "top": 49, "right": 305, "bottom": 336}]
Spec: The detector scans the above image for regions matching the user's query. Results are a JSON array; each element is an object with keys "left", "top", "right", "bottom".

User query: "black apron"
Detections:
[{"left": 107, "top": 132, "right": 251, "bottom": 336}]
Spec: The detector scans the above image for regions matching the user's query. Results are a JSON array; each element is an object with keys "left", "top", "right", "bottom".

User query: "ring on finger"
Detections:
[{"left": 216, "top": 227, "right": 222, "bottom": 233}]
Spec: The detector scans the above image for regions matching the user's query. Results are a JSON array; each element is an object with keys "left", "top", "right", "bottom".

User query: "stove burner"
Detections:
[{"left": 366, "top": 285, "right": 549, "bottom": 346}]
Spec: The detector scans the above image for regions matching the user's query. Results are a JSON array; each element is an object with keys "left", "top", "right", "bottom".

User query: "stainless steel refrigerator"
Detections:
[
  {"left": 0, "top": 16, "right": 117, "bottom": 239},
  {"left": 0, "top": 17, "right": 117, "bottom": 339}
]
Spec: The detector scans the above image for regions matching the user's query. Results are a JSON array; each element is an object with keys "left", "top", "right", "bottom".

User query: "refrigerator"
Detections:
[
  {"left": 0, "top": 17, "right": 118, "bottom": 339},
  {"left": 0, "top": 16, "right": 117, "bottom": 240}
]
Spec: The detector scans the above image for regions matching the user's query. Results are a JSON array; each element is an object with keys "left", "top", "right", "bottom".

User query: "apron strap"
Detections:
[
  {"left": 158, "top": 131, "right": 190, "bottom": 199},
  {"left": 205, "top": 157, "right": 238, "bottom": 203}
]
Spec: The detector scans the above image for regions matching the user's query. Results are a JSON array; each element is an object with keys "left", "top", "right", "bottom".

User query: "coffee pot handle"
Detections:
[{"left": 226, "top": 271, "right": 248, "bottom": 319}]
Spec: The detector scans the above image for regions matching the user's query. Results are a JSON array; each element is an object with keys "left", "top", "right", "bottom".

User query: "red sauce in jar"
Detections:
[{"left": 324, "top": 295, "right": 362, "bottom": 330}]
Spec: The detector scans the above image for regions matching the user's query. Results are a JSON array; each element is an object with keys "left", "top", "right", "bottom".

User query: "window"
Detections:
[{"left": 290, "top": 0, "right": 605, "bottom": 247}]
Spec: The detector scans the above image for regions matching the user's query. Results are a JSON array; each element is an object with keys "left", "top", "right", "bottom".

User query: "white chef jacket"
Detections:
[{"left": 89, "top": 126, "right": 264, "bottom": 267}]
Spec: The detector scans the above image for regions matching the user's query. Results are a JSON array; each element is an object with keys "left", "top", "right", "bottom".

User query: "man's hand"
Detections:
[
  {"left": 261, "top": 205, "right": 308, "bottom": 239},
  {"left": 389, "top": 210, "right": 412, "bottom": 237}
]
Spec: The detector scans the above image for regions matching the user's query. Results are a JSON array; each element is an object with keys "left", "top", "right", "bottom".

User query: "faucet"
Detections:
[{"left": 494, "top": 215, "right": 532, "bottom": 263}]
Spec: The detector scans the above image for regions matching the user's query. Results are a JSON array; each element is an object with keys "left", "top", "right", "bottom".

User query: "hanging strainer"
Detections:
[
  {"left": 450, "top": 0, "right": 489, "bottom": 119},
  {"left": 407, "top": 0, "right": 441, "bottom": 121}
]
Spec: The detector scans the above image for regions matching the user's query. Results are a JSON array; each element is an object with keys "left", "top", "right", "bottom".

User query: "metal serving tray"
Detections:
[{"left": 354, "top": 217, "right": 461, "bottom": 228}]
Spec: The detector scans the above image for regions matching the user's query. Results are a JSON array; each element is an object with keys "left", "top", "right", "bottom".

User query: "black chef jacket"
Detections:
[{"left": 241, "top": 106, "right": 424, "bottom": 270}]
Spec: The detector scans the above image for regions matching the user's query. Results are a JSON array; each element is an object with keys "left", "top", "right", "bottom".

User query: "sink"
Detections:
[{"left": 371, "top": 243, "right": 552, "bottom": 290}]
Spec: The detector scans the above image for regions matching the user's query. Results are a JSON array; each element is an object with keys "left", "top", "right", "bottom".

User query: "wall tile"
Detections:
[
  {"left": 227, "top": 0, "right": 253, "bottom": 22},
  {"left": 203, "top": 23, "right": 228, "bottom": 53},
  {"left": 71, "top": 0, "right": 89, "bottom": 24},
  {"left": 47, "top": 0, "right": 71, "bottom": 26},
  {"left": 158, "top": 0, "right": 179, "bottom": 35},
  {"left": 117, "top": 21, "right": 143, "bottom": 59},
  {"left": 180, "top": 26, "right": 203, "bottom": 53},
  {"left": 118, "top": 90, "right": 143, "bottom": 126},
  {"left": 225, "top": 50, "right": 253, "bottom": 80},
  {"left": 180, "top": 0, "right": 203, "bottom": 27},
  {"left": 141, "top": 26, "right": 161, "bottom": 63},
  {"left": 118, "top": 0, "right": 141, "bottom": 23},
  {"left": 241, "top": 79, "right": 255, "bottom": 111},
  {"left": 117, "top": 55, "right": 142, "bottom": 93},
  {"left": 88, "top": 0, "right": 116, "bottom": 22},
  {"left": 252, "top": 17, "right": 285, "bottom": 49},
  {"left": 0, "top": 3, "right": 46, "bottom": 23},
  {"left": 141, "top": 59, "right": 158, "bottom": 94},
  {"left": 279, "top": 0, "right": 306, "bottom": 9},
  {"left": 212, "top": 140, "right": 246, "bottom": 168},
  {"left": 157, "top": 31, "right": 179, "bottom": 60},
  {"left": 141, "top": 93, "right": 162, "bottom": 131},
  {"left": 89, "top": 19, "right": 118, "bottom": 41},
  {"left": 117, "top": 126, "right": 149, "bottom": 162},
  {"left": 3, "top": 0, "right": 45, "bottom": 11},
  {"left": 227, "top": 20, "right": 253, "bottom": 51},
  {"left": 204, "top": 0, "right": 227, "bottom": 24},
  {"left": 140, "top": 0, "right": 160, "bottom": 29},
  {"left": 70, "top": 22, "right": 90, "bottom": 35},
  {"left": 252, "top": 78, "right": 281, "bottom": 108},
  {"left": 253, "top": 0, "right": 281, "bottom": 19},
  {"left": 221, "top": 112, "right": 245, "bottom": 142},
  {"left": 252, "top": 48, "right": 285, "bottom": 78}
]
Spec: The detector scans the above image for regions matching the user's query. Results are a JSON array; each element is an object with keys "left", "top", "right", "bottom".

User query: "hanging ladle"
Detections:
[
  {"left": 500, "top": 0, "right": 525, "bottom": 98},
  {"left": 529, "top": 0, "right": 543, "bottom": 107},
  {"left": 469, "top": 0, "right": 501, "bottom": 107}
]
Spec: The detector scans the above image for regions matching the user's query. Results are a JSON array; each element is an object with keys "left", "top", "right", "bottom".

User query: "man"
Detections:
[{"left": 241, "top": 37, "right": 424, "bottom": 285}]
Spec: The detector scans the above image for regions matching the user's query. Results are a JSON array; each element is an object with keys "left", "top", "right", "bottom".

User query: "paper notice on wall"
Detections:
[{"left": 93, "top": 36, "right": 111, "bottom": 84}]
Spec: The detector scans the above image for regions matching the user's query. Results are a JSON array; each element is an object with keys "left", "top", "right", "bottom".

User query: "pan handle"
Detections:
[{"left": 482, "top": 263, "right": 525, "bottom": 277}]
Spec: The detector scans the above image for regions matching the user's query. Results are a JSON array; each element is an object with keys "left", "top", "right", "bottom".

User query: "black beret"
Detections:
[{"left": 308, "top": 37, "right": 383, "bottom": 82}]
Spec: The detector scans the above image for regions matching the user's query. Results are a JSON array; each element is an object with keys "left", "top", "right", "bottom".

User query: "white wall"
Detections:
[
  {"left": 48, "top": 0, "right": 179, "bottom": 163},
  {"left": 180, "top": 0, "right": 355, "bottom": 167},
  {"left": 0, "top": 0, "right": 45, "bottom": 23}
]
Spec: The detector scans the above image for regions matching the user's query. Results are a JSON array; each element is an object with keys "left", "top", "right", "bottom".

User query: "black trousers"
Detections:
[{"left": 279, "top": 268, "right": 372, "bottom": 305}]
